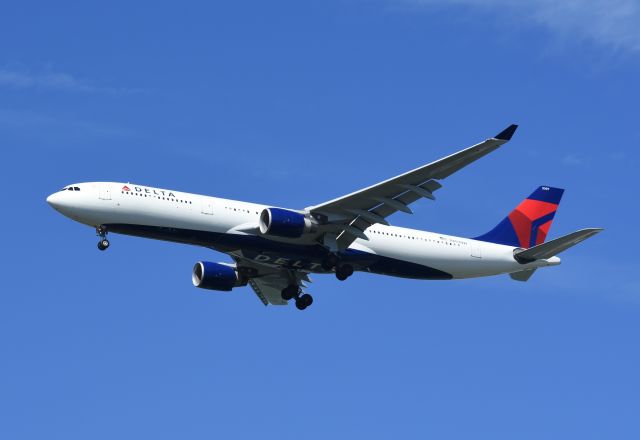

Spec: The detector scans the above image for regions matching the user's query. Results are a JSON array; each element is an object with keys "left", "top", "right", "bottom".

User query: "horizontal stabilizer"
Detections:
[
  {"left": 514, "top": 228, "right": 603, "bottom": 263},
  {"left": 510, "top": 268, "right": 537, "bottom": 282}
]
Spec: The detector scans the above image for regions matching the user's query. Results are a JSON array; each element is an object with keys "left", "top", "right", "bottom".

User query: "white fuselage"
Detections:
[{"left": 47, "top": 182, "right": 559, "bottom": 280}]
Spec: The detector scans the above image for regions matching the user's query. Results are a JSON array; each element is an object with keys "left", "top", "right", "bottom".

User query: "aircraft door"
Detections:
[
  {"left": 201, "top": 199, "right": 214, "bottom": 215},
  {"left": 471, "top": 243, "right": 482, "bottom": 259},
  {"left": 98, "top": 184, "right": 112, "bottom": 200}
]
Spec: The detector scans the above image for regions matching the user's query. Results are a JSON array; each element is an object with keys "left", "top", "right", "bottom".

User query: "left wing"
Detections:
[
  {"left": 231, "top": 254, "right": 311, "bottom": 306},
  {"left": 307, "top": 124, "right": 518, "bottom": 249}
]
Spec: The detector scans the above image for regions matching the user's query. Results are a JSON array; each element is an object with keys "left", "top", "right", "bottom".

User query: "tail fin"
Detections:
[{"left": 475, "top": 186, "right": 564, "bottom": 248}]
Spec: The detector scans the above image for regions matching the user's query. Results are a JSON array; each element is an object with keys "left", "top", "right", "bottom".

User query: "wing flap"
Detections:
[
  {"left": 232, "top": 253, "right": 312, "bottom": 306},
  {"left": 249, "top": 276, "right": 289, "bottom": 306},
  {"left": 335, "top": 180, "right": 443, "bottom": 247},
  {"left": 248, "top": 279, "right": 270, "bottom": 305}
]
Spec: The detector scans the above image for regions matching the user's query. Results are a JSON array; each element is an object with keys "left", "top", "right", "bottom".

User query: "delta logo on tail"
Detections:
[{"left": 475, "top": 186, "right": 564, "bottom": 249}]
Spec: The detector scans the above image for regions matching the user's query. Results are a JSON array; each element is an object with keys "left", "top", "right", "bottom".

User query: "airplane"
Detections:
[{"left": 46, "top": 124, "right": 602, "bottom": 310}]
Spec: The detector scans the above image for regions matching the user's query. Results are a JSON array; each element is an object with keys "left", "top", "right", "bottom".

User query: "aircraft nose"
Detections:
[
  {"left": 46, "top": 192, "right": 64, "bottom": 210},
  {"left": 47, "top": 192, "right": 57, "bottom": 207}
]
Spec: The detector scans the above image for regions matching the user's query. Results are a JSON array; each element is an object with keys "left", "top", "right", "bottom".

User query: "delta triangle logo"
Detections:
[{"left": 122, "top": 185, "right": 130, "bottom": 192}]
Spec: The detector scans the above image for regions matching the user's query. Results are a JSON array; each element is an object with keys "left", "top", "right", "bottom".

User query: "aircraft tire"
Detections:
[
  {"left": 296, "top": 294, "right": 313, "bottom": 310},
  {"left": 335, "top": 264, "right": 353, "bottom": 281},
  {"left": 300, "top": 293, "right": 313, "bottom": 307}
]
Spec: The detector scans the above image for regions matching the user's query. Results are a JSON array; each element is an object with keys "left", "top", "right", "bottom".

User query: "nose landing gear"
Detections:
[{"left": 96, "top": 225, "right": 110, "bottom": 251}]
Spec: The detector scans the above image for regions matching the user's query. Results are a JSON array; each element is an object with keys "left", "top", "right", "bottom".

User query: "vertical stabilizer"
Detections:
[{"left": 475, "top": 186, "right": 564, "bottom": 248}]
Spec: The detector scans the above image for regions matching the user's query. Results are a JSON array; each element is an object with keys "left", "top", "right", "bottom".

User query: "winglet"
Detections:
[{"left": 495, "top": 124, "right": 518, "bottom": 141}]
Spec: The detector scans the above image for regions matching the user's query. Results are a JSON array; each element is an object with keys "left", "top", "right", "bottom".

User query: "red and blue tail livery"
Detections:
[{"left": 475, "top": 186, "right": 564, "bottom": 248}]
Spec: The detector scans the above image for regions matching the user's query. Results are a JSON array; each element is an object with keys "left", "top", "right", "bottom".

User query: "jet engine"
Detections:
[
  {"left": 192, "top": 261, "right": 246, "bottom": 291},
  {"left": 259, "top": 207, "right": 316, "bottom": 238}
]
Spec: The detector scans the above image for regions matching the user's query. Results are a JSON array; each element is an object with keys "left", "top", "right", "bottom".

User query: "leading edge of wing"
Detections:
[{"left": 306, "top": 124, "right": 518, "bottom": 213}]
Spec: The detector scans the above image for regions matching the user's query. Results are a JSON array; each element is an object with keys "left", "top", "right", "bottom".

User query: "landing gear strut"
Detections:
[
  {"left": 321, "top": 254, "right": 339, "bottom": 271},
  {"left": 281, "top": 284, "right": 314, "bottom": 310},
  {"left": 281, "top": 284, "right": 299, "bottom": 301},
  {"left": 96, "top": 225, "right": 110, "bottom": 251}
]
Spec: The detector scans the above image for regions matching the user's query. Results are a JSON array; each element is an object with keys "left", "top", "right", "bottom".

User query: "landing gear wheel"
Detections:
[
  {"left": 96, "top": 225, "right": 110, "bottom": 251},
  {"left": 335, "top": 264, "right": 354, "bottom": 281},
  {"left": 281, "top": 284, "right": 299, "bottom": 301},
  {"left": 295, "top": 294, "right": 313, "bottom": 310},
  {"left": 301, "top": 293, "right": 313, "bottom": 307}
]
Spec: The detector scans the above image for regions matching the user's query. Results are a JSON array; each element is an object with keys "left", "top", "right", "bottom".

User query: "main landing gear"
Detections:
[
  {"left": 96, "top": 225, "right": 110, "bottom": 251},
  {"left": 335, "top": 264, "right": 354, "bottom": 281},
  {"left": 281, "top": 285, "right": 314, "bottom": 310},
  {"left": 321, "top": 255, "right": 354, "bottom": 281}
]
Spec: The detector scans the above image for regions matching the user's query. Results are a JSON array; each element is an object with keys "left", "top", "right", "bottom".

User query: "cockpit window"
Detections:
[
  {"left": 73, "top": 187, "right": 80, "bottom": 191},
  {"left": 68, "top": 187, "right": 74, "bottom": 191},
  {"left": 60, "top": 187, "right": 68, "bottom": 191}
]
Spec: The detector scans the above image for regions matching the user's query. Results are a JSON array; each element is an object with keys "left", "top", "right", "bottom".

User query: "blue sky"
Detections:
[{"left": 1, "top": 1, "right": 638, "bottom": 438}]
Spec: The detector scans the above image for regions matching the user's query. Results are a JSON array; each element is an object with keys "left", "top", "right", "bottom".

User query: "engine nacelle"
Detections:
[
  {"left": 192, "top": 261, "right": 245, "bottom": 291},
  {"left": 259, "top": 208, "right": 315, "bottom": 238}
]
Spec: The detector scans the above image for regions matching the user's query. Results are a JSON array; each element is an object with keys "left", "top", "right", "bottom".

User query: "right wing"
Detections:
[{"left": 307, "top": 124, "right": 518, "bottom": 249}]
